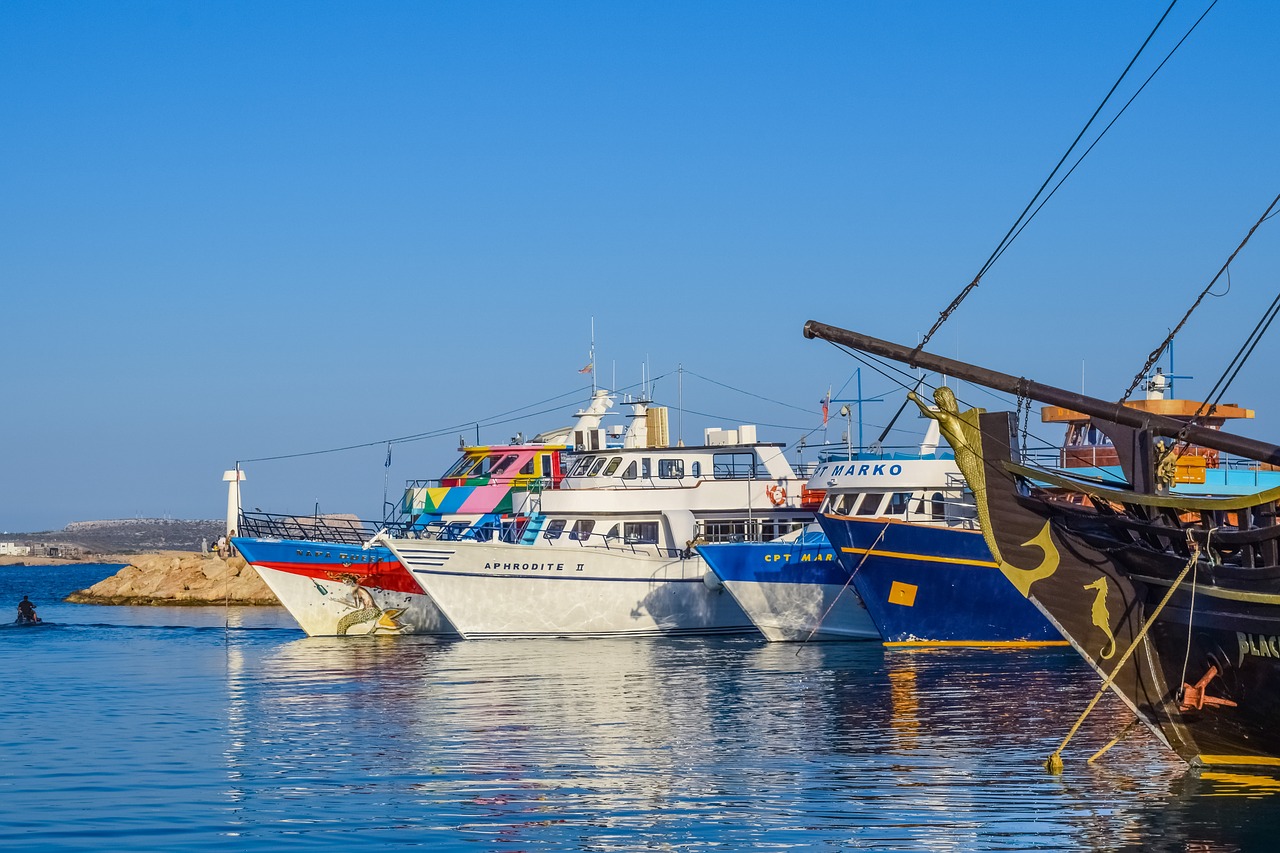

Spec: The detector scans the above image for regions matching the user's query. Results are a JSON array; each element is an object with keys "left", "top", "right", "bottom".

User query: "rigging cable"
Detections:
[
  {"left": 1122, "top": 191, "right": 1280, "bottom": 401},
  {"left": 913, "top": 0, "right": 1181, "bottom": 357},
  {"left": 988, "top": 0, "right": 1219, "bottom": 273}
]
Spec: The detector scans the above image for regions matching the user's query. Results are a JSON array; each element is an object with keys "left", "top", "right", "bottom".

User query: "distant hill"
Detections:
[{"left": 9, "top": 519, "right": 225, "bottom": 554}]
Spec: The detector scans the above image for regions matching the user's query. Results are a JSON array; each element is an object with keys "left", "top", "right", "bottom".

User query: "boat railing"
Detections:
[
  {"left": 236, "top": 511, "right": 419, "bottom": 545},
  {"left": 815, "top": 444, "right": 954, "bottom": 464}
]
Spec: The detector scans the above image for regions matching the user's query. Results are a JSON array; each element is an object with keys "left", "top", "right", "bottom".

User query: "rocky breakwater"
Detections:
[{"left": 67, "top": 551, "right": 280, "bottom": 605}]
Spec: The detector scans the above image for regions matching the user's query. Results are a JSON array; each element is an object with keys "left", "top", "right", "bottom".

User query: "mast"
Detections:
[{"left": 803, "top": 320, "right": 1280, "bottom": 466}]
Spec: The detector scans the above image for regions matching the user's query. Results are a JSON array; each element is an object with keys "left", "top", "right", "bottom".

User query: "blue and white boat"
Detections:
[
  {"left": 704, "top": 411, "right": 1061, "bottom": 645},
  {"left": 698, "top": 527, "right": 880, "bottom": 641}
]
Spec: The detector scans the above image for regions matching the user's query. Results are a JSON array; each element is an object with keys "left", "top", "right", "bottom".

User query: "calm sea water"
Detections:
[{"left": 2, "top": 563, "right": 1278, "bottom": 851}]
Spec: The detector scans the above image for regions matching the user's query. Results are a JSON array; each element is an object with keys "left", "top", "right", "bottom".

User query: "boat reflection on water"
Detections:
[{"left": 206, "top": 632, "right": 1280, "bottom": 849}]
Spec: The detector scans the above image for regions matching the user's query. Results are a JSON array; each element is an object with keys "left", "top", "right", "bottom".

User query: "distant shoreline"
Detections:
[{"left": 0, "top": 553, "right": 196, "bottom": 568}]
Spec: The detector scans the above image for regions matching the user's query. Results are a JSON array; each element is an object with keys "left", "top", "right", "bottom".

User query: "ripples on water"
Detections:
[{"left": 2, "top": 564, "right": 1279, "bottom": 850}]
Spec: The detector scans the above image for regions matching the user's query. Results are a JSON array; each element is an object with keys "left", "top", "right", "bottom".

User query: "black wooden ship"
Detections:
[{"left": 806, "top": 319, "right": 1280, "bottom": 769}]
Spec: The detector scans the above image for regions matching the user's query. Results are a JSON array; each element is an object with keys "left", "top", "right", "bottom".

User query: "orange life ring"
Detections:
[{"left": 766, "top": 485, "right": 787, "bottom": 506}]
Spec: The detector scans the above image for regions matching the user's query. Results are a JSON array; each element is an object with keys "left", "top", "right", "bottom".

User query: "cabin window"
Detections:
[
  {"left": 624, "top": 521, "right": 660, "bottom": 544},
  {"left": 691, "top": 461, "right": 702, "bottom": 478},
  {"left": 443, "top": 455, "right": 477, "bottom": 478},
  {"left": 713, "top": 452, "right": 757, "bottom": 479},
  {"left": 603, "top": 457, "right": 623, "bottom": 476},
  {"left": 699, "top": 519, "right": 751, "bottom": 543},
  {"left": 621, "top": 461, "right": 638, "bottom": 480},
  {"left": 886, "top": 492, "right": 913, "bottom": 516},
  {"left": 930, "top": 492, "right": 946, "bottom": 521},
  {"left": 588, "top": 457, "right": 609, "bottom": 476},
  {"left": 440, "top": 520, "right": 470, "bottom": 541},
  {"left": 606, "top": 523, "right": 621, "bottom": 539},
  {"left": 543, "top": 518, "right": 567, "bottom": 540},
  {"left": 541, "top": 455, "right": 553, "bottom": 477},
  {"left": 658, "top": 459, "right": 684, "bottom": 479},
  {"left": 491, "top": 454, "right": 520, "bottom": 476},
  {"left": 855, "top": 493, "right": 885, "bottom": 516},
  {"left": 501, "top": 517, "right": 530, "bottom": 543},
  {"left": 519, "top": 457, "right": 536, "bottom": 475},
  {"left": 760, "top": 519, "right": 806, "bottom": 541},
  {"left": 569, "top": 457, "right": 593, "bottom": 477},
  {"left": 641, "top": 457, "right": 652, "bottom": 478},
  {"left": 569, "top": 519, "right": 595, "bottom": 540}
]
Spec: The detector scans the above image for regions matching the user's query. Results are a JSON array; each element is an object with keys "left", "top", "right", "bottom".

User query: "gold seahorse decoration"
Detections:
[{"left": 1083, "top": 577, "right": 1117, "bottom": 659}]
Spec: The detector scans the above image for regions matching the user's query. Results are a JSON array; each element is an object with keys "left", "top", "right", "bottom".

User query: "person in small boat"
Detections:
[{"left": 16, "top": 596, "right": 38, "bottom": 624}]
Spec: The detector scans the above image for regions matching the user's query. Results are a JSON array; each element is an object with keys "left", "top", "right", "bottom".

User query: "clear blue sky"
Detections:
[{"left": 3, "top": 1, "right": 1278, "bottom": 532}]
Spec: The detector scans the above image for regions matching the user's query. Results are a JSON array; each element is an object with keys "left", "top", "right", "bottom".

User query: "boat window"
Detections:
[
  {"left": 587, "top": 457, "right": 609, "bottom": 476},
  {"left": 519, "top": 456, "right": 536, "bottom": 475},
  {"left": 699, "top": 519, "right": 751, "bottom": 543},
  {"left": 691, "top": 461, "right": 702, "bottom": 478},
  {"left": 543, "top": 518, "right": 567, "bottom": 540},
  {"left": 491, "top": 454, "right": 520, "bottom": 476},
  {"left": 930, "top": 492, "right": 946, "bottom": 521},
  {"left": 641, "top": 457, "right": 652, "bottom": 478},
  {"left": 624, "top": 521, "right": 660, "bottom": 544},
  {"left": 541, "top": 454, "right": 553, "bottom": 477},
  {"left": 569, "top": 519, "right": 595, "bottom": 540},
  {"left": 855, "top": 493, "right": 885, "bottom": 516},
  {"left": 603, "top": 457, "right": 623, "bottom": 476},
  {"left": 658, "top": 459, "right": 684, "bottom": 479},
  {"left": 621, "top": 460, "right": 638, "bottom": 480},
  {"left": 606, "top": 523, "right": 621, "bottom": 539},
  {"left": 443, "top": 454, "right": 478, "bottom": 478},
  {"left": 713, "top": 452, "right": 757, "bottom": 479},
  {"left": 760, "top": 519, "right": 807, "bottom": 541},
  {"left": 569, "top": 457, "right": 593, "bottom": 477},
  {"left": 886, "top": 492, "right": 914, "bottom": 516}
]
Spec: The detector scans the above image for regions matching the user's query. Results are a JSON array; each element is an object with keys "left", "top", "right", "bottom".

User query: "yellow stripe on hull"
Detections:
[
  {"left": 840, "top": 546, "right": 999, "bottom": 569},
  {"left": 884, "top": 640, "right": 1070, "bottom": 649},
  {"left": 1195, "top": 754, "right": 1280, "bottom": 767}
]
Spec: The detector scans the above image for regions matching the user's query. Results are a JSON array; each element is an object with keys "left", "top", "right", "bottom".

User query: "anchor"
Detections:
[{"left": 1179, "top": 665, "right": 1238, "bottom": 711}]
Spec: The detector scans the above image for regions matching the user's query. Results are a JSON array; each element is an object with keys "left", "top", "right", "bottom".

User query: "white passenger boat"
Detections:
[
  {"left": 376, "top": 397, "right": 816, "bottom": 638},
  {"left": 233, "top": 393, "right": 614, "bottom": 637}
]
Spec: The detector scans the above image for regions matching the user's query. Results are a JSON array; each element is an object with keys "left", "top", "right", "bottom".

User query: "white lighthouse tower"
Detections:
[{"left": 223, "top": 468, "right": 246, "bottom": 535}]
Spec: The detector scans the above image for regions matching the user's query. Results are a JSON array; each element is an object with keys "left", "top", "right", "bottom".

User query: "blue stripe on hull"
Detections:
[{"left": 817, "top": 515, "right": 1060, "bottom": 644}]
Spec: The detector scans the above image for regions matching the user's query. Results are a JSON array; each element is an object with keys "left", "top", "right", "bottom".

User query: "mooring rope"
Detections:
[
  {"left": 797, "top": 520, "right": 891, "bottom": 651},
  {"left": 1045, "top": 541, "right": 1200, "bottom": 774}
]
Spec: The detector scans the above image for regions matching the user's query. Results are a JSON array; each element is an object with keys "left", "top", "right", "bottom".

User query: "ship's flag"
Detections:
[
  {"left": 821, "top": 387, "right": 831, "bottom": 426},
  {"left": 579, "top": 362, "right": 594, "bottom": 374},
  {"left": 385, "top": 443, "right": 393, "bottom": 468}
]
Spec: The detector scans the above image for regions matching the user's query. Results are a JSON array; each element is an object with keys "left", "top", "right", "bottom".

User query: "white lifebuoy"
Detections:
[{"left": 766, "top": 485, "right": 787, "bottom": 506}]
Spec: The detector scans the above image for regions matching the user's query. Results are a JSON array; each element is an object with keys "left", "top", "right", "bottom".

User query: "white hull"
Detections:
[
  {"left": 383, "top": 540, "right": 755, "bottom": 639},
  {"left": 719, "top": 579, "right": 879, "bottom": 642},
  {"left": 253, "top": 564, "right": 457, "bottom": 638}
]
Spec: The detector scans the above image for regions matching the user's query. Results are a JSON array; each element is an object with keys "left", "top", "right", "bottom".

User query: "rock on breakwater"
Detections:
[{"left": 66, "top": 551, "right": 280, "bottom": 605}]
